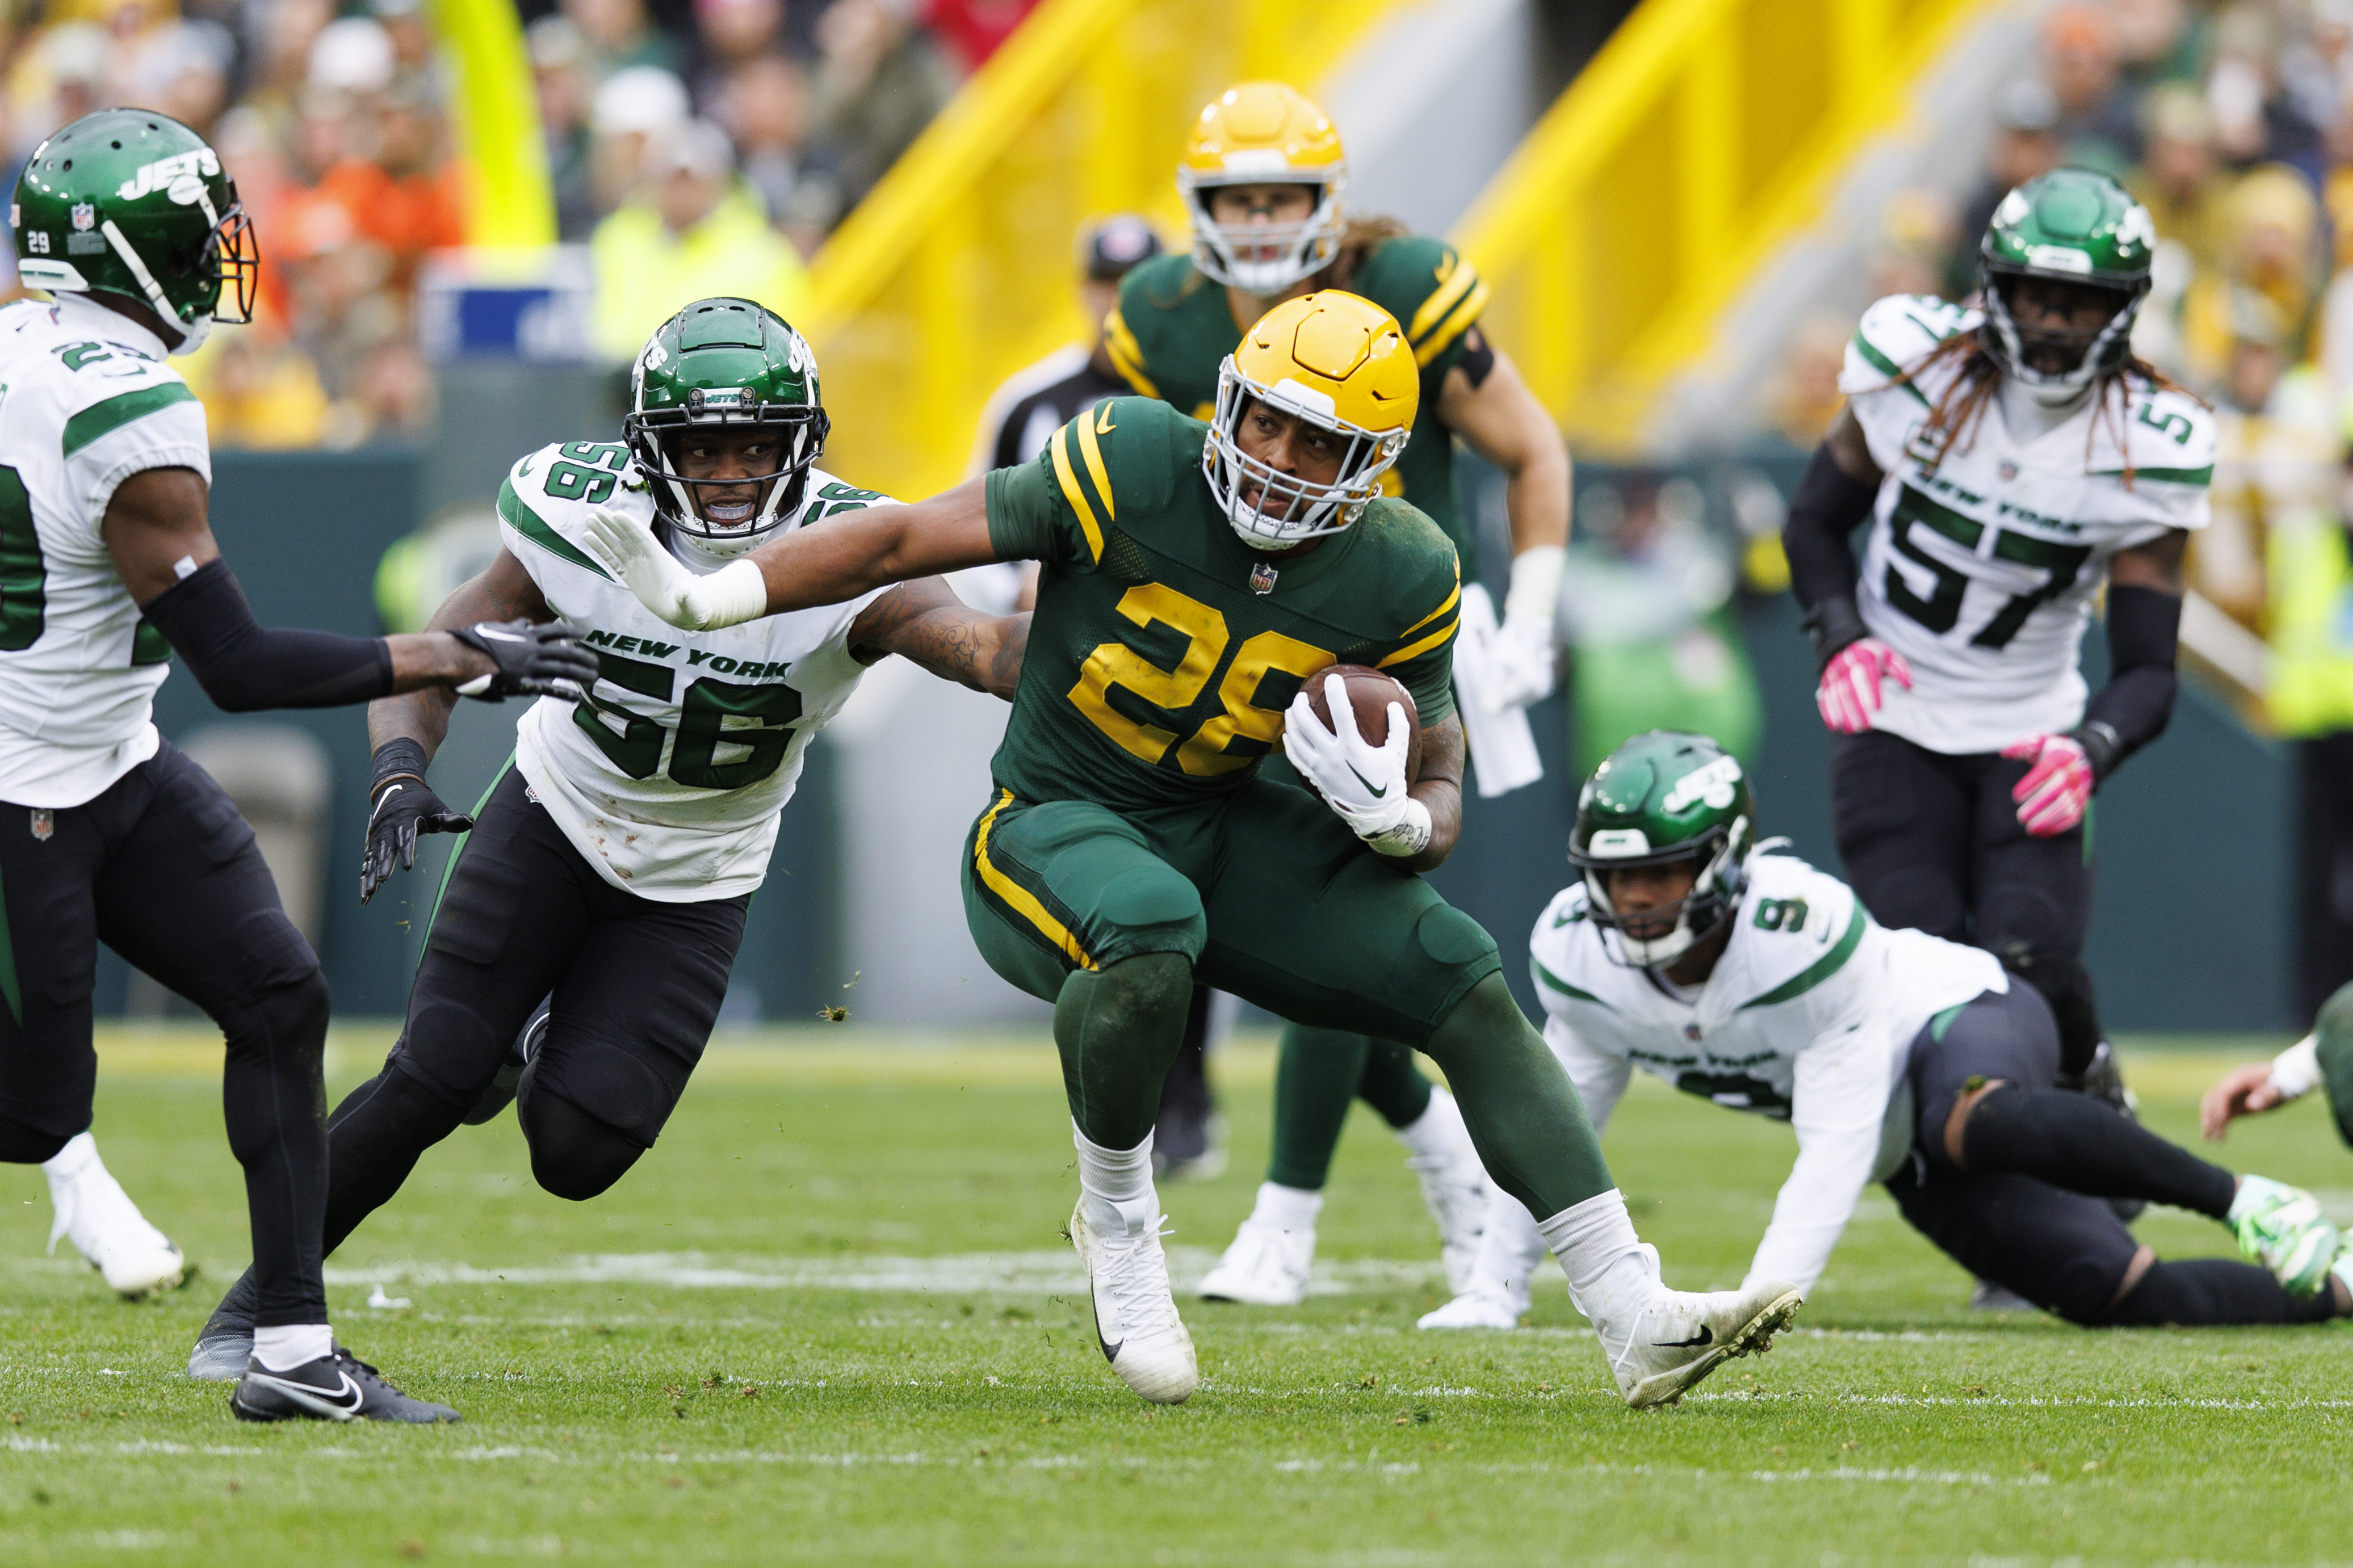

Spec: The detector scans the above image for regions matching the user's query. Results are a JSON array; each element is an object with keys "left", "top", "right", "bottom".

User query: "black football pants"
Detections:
[
  {"left": 0, "top": 742, "right": 331, "bottom": 1327},
  {"left": 1831, "top": 729, "right": 2104, "bottom": 1075}
]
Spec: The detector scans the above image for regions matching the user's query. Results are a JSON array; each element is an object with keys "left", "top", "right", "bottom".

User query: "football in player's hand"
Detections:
[{"left": 1302, "top": 665, "right": 1422, "bottom": 781}]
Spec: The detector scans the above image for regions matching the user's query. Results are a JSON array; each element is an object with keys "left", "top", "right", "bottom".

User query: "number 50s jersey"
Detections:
[
  {"left": 498, "top": 441, "right": 892, "bottom": 901},
  {"left": 1839, "top": 293, "right": 2213, "bottom": 756}
]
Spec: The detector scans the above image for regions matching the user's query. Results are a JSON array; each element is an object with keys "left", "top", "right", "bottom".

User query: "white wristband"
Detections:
[
  {"left": 1362, "top": 796, "right": 1432, "bottom": 857},
  {"left": 1503, "top": 544, "right": 1565, "bottom": 627},
  {"left": 2270, "top": 1033, "right": 2322, "bottom": 1101},
  {"left": 691, "top": 559, "right": 771, "bottom": 630}
]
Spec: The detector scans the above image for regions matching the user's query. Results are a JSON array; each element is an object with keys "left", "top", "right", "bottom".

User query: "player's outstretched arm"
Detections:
[
  {"left": 2201, "top": 1033, "right": 2318, "bottom": 1141},
  {"left": 584, "top": 479, "right": 1002, "bottom": 633},
  {"left": 848, "top": 575, "right": 1029, "bottom": 701},
  {"left": 359, "top": 549, "right": 559, "bottom": 903},
  {"left": 106, "top": 468, "right": 596, "bottom": 709},
  {"left": 1438, "top": 346, "right": 1570, "bottom": 710}
]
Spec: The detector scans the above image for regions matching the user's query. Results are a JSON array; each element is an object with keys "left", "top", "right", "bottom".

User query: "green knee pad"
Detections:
[
  {"left": 1054, "top": 952, "right": 1194, "bottom": 1150},
  {"left": 1421, "top": 973, "right": 1612, "bottom": 1219}
]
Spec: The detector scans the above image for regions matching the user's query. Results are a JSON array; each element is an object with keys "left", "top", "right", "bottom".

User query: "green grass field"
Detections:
[{"left": 3, "top": 1026, "right": 2350, "bottom": 1566}]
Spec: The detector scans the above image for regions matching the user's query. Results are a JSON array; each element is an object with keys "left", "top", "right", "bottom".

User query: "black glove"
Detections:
[
  {"left": 449, "top": 619, "right": 599, "bottom": 702},
  {"left": 361, "top": 738, "right": 473, "bottom": 905}
]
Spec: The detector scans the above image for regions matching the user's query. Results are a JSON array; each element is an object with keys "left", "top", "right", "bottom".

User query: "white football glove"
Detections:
[
  {"left": 1483, "top": 612, "right": 1557, "bottom": 711},
  {"left": 580, "top": 506, "right": 769, "bottom": 632},
  {"left": 1282, "top": 673, "right": 1432, "bottom": 858}
]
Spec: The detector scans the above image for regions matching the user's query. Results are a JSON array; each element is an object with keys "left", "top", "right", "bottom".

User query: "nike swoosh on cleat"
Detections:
[
  {"left": 1654, "top": 1327, "right": 1713, "bottom": 1348},
  {"left": 1097, "top": 1335, "right": 1122, "bottom": 1364},
  {"left": 246, "top": 1369, "right": 364, "bottom": 1419}
]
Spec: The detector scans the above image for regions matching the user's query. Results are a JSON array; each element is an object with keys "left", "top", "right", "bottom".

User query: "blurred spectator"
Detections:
[
  {"left": 690, "top": 0, "right": 786, "bottom": 108},
  {"left": 1764, "top": 312, "right": 1854, "bottom": 453},
  {"left": 212, "top": 105, "right": 301, "bottom": 328},
  {"left": 567, "top": 0, "right": 686, "bottom": 77},
  {"left": 716, "top": 53, "right": 811, "bottom": 227},
  {"left": 1948, "top": 78, "right": 2062, "bottom": 301},
  {"left": 313, "top": 80, "right": 467, "bottom": 292},
  {"left": 590, "top": 64, "right": 690, "bottom": 216},
  {"left": 373, "top": 0, "right": 442, "bottom": 100},
  {"left": 589, "top": 117, "right": 811, "bottom": 360},
  {"left": 2111, "top": 0, "right": 2200, "bottom": 93},
  {"left": 1866, "top": 187, "right": 1957, "bottom": 301},
  {"left": 2044, "top": 3, "right": 2140, "bottom": 173},
  {"left": 2207, "top": 3, "right": 2323, "bottom": 181},
  {"left": 122, "top": 20, "right": 236, "bottom": 138},
  {"left": 2129, "top": 83, "right": 2228, "bottom": 275},
  {"left": 309, "top": 15, "right": 396, "bottom": 98},
  {"left": 927, "top": 0, "right": 1045, "bottom": 74},
  {"left": 188, "top": 319, "right": 333, "bottom": 449},
  {"left": 7, "top": 22, "right": 108, "bottom": 164},
  {"left": 531, "top": 16, "right": 601, "bottom": 241},
  {"left": 785, "top": 0, "right": 959, "bottom": 243},
  {"left": 241, "top": 0, "right": 335, "bottom": 125},
  {"left": 2178, "top": 164, "right": 2326, "bottom": 393}
]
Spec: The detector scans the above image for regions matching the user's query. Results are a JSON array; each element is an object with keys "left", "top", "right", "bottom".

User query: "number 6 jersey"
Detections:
[
  {"left": 498, "top": 441, "right": 892, "bottom": 901},
  {"left": 1838, "top": 293, "right": 2214, "bottom": 755}
]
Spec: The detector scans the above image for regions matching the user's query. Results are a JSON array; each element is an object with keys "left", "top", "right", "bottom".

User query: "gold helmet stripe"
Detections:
[
  {"left": 1102, "top": 308, "right": 1160, "bottom": 398},
  {"left": 1049, "top": 422, "right": 1107, "bottom": 563}
]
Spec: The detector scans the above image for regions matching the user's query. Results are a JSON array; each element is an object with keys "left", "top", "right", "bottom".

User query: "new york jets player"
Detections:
[
  {"left": 1421, "top": 734, "right": 2348, "bottom": 1332},
  {"left": 185, "top": 297, "right": 1030, "bottom": 1379},
  {"left": 586, "top": 289, "right": 1802, "bottom": 1411},
  {"left": 1781, "top": 169, "right": 2209, "bottom": 1103},
  {"left": 1108, "top": 80, "right": 1574, "bottom": 1308},
  {"left": 2, "top": 111, "right": 594, "bottom": 1423}
]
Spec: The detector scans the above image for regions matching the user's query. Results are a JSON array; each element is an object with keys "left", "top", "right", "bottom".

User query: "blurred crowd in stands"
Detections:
[{"left": 0, "top": 0, "right": 1030, "bottom": 448}]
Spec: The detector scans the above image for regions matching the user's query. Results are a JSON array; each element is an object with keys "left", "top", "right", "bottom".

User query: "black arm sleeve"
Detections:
[
  {"left": 2073, "top": 583, "right": 2180, "bottom": 782},
  {"left": 1780, "top": 442, "right": 1883, "bottom": 666},
  {"left": 139, "top": 557, "right": 395, "bottom": 713}
]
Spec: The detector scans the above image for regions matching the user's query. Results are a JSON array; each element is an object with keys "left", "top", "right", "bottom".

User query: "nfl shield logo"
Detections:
[
  {"left": 1249, "top": 561, "right": 1278, "bottom": 595},
  {"left": 29, "top": 809, "right": 52, "bottom": 842},
  {"left": 69, "top": 203, "right": 93, "bottom": 232}
]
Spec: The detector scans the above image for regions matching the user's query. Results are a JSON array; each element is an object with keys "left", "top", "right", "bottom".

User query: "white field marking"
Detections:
[
  {"left": 320, "top": 1248, "right": 1445, "bottom": 1296},
  {"left": 1683, "top": 1390, "right": 2353, "bottom": 1411}
]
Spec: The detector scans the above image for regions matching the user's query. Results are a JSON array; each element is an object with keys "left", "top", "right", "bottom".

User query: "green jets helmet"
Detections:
[
  {"left": 1568, "top": 731, "right": 1754, "bottom": 968},
  {"left": 12, "top": 110, "right": 257, "bottom": 353},
  {"left": 624, "top": 297, "right": 830, "bottom": 561},
  {"left": 1978, "top": 168, "right": 2154, "bottom": 397}
]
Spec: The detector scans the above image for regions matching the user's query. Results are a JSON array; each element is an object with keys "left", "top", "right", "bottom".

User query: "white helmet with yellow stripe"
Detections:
[
  {"left": 1177, "top": 82, "right": 1347, "bottom": 297},
  {"left": 1203, "top": 290, "right": 1417, "bottom": 550}
]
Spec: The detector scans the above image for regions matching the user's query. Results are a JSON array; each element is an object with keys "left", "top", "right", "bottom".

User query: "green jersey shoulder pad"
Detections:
[
  {"left": 1842, "top": 293, "right": 1971, "bottom": 399},
  {"left": 1349, "top": 497, "right": 1461, "bottom": 632},
  {"left": 498, "top": 439, "right": 643, "bottom": 581},
  {"left": 1040, "top": 396, "right": 1190, "bottom": 538},
  {"left": 1350, "top": 234, "right": 1488, "bottom": 370},
  {"left": 2102, "top": 381, "right": 2216, "bottom": 487},
  {"left": 1730, "top": 857, "right": 1868, "bottom": 1011}
]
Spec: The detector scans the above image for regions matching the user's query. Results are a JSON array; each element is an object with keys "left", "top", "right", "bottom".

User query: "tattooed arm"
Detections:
[{"left": 848, "top": 575, "right": 1029, "bottom": 701}]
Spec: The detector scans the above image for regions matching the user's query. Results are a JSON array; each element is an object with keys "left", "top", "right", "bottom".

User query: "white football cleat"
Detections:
[
  {"left": 1070, "top": 1198, "right": 1197, "bottom": 1405},
  {"left": 1398, "top": 1092, "right": 1491, "bottom": 1295},
  {"left": 1591, "top": 1271, "right": 1803, "bottom": 1409},
  {"left": 1199, "top": 1183, "right": 1318, "bottom": 1305},
  {"left": 1416, "top": 1287, "right": 1525, "bottom": 1330},
  {"left": 43, "top": 1133, "right": 186, "bottom": 1298}
]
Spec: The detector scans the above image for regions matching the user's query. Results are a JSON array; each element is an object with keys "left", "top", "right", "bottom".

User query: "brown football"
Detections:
[{"left": 1299, "top": 663, "right": 1422, "bottom": 782}]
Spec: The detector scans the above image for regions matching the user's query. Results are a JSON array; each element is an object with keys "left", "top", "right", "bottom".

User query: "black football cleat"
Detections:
[
  {"left": 230, "top": 1347, "right": 460, "bottom": 1424},
  {"left": 463, "top": 995, "right": 552, "bottom": 1125}
]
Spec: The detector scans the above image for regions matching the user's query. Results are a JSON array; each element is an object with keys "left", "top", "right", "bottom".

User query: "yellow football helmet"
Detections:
[
  {"left": 1203, "top": 291, "right": 1417, "bottom": 550},
  {"left": 1177, "top": 82, "right": 1348, "bottom": 297}
]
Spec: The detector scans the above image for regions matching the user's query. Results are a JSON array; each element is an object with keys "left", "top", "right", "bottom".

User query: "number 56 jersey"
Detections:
[
  {"left": 1839, "top": 293, "right": 2213, "bottom": 756},
  {"left": 498, "top": 441, "right": 893, "bottom": 901}
]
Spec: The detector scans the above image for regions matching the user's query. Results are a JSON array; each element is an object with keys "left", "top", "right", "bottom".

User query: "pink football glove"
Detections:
[
  {"left": 1815, "top": 638, "right": 1912, "bottom": 734},
  {"left": 2002, "top": 733, "right": 2093, "bottom": 837}
]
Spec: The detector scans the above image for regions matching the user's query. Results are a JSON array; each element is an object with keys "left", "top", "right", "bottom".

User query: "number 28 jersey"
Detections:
[
  {"left": 1838, "top": 294, "right": 2213, "bottom": 755},
  {"left": 498, "top": 441, "right": 891, "bottom": 901}
]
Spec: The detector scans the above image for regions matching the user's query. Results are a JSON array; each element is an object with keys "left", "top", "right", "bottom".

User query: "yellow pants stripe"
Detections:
[{"left": 974, "top": 791, "right": 1097, "bottom": 970}]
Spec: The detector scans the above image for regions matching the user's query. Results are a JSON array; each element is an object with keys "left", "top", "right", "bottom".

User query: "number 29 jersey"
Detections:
[
  {"left": 1838, "top": 293, "right": 2213, "bottom": 756},
  {"left": 498, "top": 441, "right": 892, "bottom": 901}
]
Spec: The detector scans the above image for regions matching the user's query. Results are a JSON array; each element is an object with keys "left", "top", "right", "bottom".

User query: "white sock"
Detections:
[
  {"left": 1536, "top": 1188, "right": 1656, "bottom": 1314},
  {"left": 251, "top": 1323, "right": 334, "bottom": 1372},
  {"left": 1248, "top": 1181, "right": 1323, "bottom": 1234},
  {"left": 40, "top": 1130, "right": 98, "bottom": 1183},
  {"left": 1073, "top": 1123, "right": 1156, "bottom": 1229},
  {"left": 1393, "top": 1089, "right": 1471, "bottom": 1161}
]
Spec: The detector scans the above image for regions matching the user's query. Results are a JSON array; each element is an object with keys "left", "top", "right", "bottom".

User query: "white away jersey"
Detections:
[
  {"left": 499, "top": 442, "right": 892, "bottom": 900},
  {"left": 1529, "top": 852, "right": 2005, "bottom": 1294},
  {"left": 0, "top": 295, "right": 211, "bottom": 807},
  {"left": 1839, "top": 294, "right": 2213, "bottom": 755}
]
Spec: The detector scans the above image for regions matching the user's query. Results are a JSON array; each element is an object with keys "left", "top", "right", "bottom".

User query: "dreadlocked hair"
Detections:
[
  {"left": 1318, "top": 215, "right": 1412, "bottom": 293},
  {"left": 1889, "top": 323, "right": 2202, "bottom": 489}
]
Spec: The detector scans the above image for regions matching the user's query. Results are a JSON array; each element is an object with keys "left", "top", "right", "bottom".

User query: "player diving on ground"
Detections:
[
  {"left": 1420, "top": 732, "right": 2351, "bottom": 1332},
  {"left": 582, "top": 288, "right": 1803, "bottom": 1409},
  {"left": 184, "top": 298, "right": 1029, "bottom": 1378}
]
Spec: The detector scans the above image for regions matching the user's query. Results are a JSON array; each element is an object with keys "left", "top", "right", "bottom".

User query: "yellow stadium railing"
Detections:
[
  {"left": 800, "top": 0, "right": 1416, "bottom": 501},
  {"left": 1453, "top": 0, "right": 1994, "bottom": 454}
]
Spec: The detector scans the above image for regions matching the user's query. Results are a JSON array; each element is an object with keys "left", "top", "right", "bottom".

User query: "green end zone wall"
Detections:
[{"left": 98, "top": 448, "right": 2291, "bottom": 1032}]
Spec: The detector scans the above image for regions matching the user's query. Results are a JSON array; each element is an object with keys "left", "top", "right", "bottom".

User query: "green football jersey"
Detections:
[
  {"left": 1104, "top": 236, "right": 1491, "bottom": 574},
  {"left": 983, "top": 397, "right": 1462, "bottom": 814}
]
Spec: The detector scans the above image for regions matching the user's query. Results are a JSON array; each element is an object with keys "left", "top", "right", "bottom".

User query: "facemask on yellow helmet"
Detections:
[
  {"left": 1177, "top": 82, "right": 1348, "bottom": 297},
  {"left": 1202, "top": 291, "right": 1417, "bottom": 552}
]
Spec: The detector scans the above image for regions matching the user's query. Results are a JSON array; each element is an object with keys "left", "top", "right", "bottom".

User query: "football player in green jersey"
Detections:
[
  {"left": 584, "top": 289, "right": 1801, "bottom": 1410},
  {"left": 1104, "top": 81, "right": 1575, "bottom": 1305}
]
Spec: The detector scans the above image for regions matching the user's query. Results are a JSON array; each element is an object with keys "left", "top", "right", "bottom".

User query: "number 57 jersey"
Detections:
[
  {"left": 498, "top": 441, "right": 892, "bottom": 901},
  {"left": 1839, "top": 293, "right": 2213, "bottom": 756}
]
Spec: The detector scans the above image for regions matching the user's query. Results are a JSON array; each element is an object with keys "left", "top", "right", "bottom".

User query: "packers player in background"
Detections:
[
  {"left": 186, "top": 299, "right": 1030, "bottom": 1380},
  {"left": 2201, "top": 981, "right": 2353, "bottom": 1150},
  {"left": 1780, "top": 171, "right": 2209, "bottom": 1151},
  {"left": 1, "top": 111, "right": 594, "bottom": 1422},
  {"left": 585, "top": 289, "right": 1801, "bottom": 1411},
  {"left": 1106, "top": 81, "right": 1574, "bottom": 1306},
  {"left": 1421, "top": 732, "right": 2348, "bottom": 1333}
]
